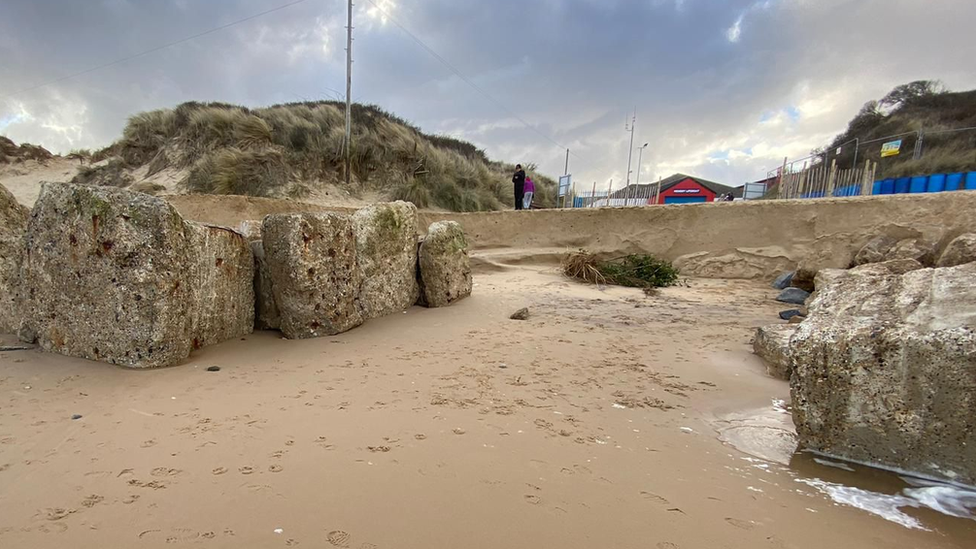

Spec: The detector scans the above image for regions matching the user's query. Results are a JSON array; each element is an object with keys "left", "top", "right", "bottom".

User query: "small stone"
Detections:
[
  {"left": 776, "top": 287, "right": 810, "bottom": 305},
  {"left": 71, "top": 414, "right": 82, "bottom": 420},
  {"left": 510, "top": 308, "right": 530, "bottom": 320},
  {"left": 779, "top": 309, "right": 804, "bottom": 321},
  {"left": 771, "top": 271, "right": 795, "bottom": 290},
  {"left": 206, "top": 366, "right": 220, "bottom": 372}
]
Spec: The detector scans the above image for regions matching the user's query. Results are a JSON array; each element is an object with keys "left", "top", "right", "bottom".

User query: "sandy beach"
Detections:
[{"left": 1, "top": 263, "right": 973, "bottom": 549}]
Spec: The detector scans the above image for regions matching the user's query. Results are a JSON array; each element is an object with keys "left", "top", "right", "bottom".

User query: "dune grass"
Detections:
[
  {"left": 101, "top": 100, "right": 555, "bottom": 211},
  {"left": 563, "top": 250, "right": 680, "bottom": 289}
]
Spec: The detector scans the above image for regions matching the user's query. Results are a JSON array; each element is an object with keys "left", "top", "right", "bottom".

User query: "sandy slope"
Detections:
[
  {"left": 0, "top": 158, "right": 78, "bottom": 206},
  {"left": 0, "top": 160, "right": 397, "bottom": 213},
  {"left": 1, "top": 267, "right": 971, "bottom": 549}
]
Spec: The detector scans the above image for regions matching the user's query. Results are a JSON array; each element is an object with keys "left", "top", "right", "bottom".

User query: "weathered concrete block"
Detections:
[
  {"left": 262, "top": 213, "right": 363, "bottom": 338},
  {"left": 251, "top": 240, "right": 280, "bottom": 330},
  {"left": 21, "top": 184, "right": 190, "bottom": 367},
  {"left": 18, "top": 183, "right": 253, "bottom": 368},
  {"left": 418, "top": 221, "right": 472, "bottom": 308},
  {"left": 937, "top": 233, "right": 976, "bottom": 268},
  {"left": 185, "top": 222, "right": 255, "bottom": 348},
  {"left": 352, "top": 202, "right": 420, "bottom": 319},
  {"left": 753, "top": 324, "right": 798, "bottom": 381},
  {"left": 790, "top": 263, "right": 976, "bottom": 485},
  {"left": 0, "top": 183, "right": 29, "bottom": 333}
]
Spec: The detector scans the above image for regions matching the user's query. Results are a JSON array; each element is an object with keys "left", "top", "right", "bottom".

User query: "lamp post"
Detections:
[{"left": 632, "top": 143, "right": 648, "bottom": 206}]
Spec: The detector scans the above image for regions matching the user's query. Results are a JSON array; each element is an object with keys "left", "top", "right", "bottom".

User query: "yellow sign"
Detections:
[{"left": 881, "top": 140, "right": 902, "bottom": 158}]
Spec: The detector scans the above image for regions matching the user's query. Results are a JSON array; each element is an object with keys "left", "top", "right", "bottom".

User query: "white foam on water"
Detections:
[
  {"left": 901, "top": 477, "right": 976, "bottom": 520},
  {"left": 796, "top": 478, "right": 928, "bottom": 530},
  {"left": 771, "top": 398, "right": 788, "bottom": 414}
]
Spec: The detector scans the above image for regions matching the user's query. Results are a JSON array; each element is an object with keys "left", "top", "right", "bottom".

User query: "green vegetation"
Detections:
[
  {"left": 562, "top": 250, "right": 680, "bottom": 289},
  {"left": 90, "top": 100, "right": 556, "bottom": 211},
  {"left": 825, "top": 81, "right": 976, "bottom": 178}
]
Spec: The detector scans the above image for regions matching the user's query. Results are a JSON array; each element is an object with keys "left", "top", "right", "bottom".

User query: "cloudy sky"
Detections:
[{"left": 2, "top": 0, "right": 974, "bottom": 189}]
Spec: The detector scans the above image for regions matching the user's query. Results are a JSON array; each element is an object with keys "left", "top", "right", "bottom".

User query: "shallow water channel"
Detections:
[{"left": 710, "top": 398, "right": 976, "bottom": 543}]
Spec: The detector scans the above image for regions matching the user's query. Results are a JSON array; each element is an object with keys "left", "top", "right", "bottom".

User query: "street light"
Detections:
[{"left": 628, "top": 143, "right": 648, "bottom": 206}]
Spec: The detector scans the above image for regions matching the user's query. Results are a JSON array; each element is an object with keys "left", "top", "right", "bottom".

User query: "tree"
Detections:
[{"left": 879, "top": 80, "right": 947, "bottom": 110}]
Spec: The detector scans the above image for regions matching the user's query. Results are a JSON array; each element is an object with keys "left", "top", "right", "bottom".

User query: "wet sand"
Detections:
[{"left": 1, "top": 267, "right": 973, "bottom": 548}]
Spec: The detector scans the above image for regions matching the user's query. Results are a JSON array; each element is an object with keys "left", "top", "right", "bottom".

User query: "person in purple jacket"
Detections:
[{"left": 522, "top": 176, "right": 535, "bottom": 210}]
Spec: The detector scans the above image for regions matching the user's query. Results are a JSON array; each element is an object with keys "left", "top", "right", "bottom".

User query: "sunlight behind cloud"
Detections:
[{"left": 365, "top": 0, "right": 397, "bottom": 25}]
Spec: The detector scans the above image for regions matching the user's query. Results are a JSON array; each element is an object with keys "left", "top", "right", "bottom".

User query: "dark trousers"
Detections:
[{"left": 514, "top": 183, "right": 525, "bottom": 210}]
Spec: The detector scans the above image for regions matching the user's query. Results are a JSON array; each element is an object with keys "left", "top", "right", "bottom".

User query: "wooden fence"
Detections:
[{"left": 777, "top": 159, "right": 878, "bottom": 199}]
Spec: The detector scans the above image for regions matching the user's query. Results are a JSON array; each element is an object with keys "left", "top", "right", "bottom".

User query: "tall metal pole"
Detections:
[
  {"left": 562, "top": 148, "right": 570, "bottom": 208},
  {"left": 634, "top": 144, "right": 646, "bottom": 206},
  {"left": 344, "top": 0, "right": 354, "bottom": 187},
  {"left": 623, "top": 109, "right": 636, "bottom": 207}
]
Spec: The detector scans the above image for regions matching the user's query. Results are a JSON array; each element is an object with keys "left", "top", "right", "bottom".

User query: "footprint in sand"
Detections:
[
  {"left": 122, "top": 495, "right": 140, "bottom": 505},
  {"left": 524, "top": 495, "right": 542, "bottom": 505},
  {"left": 165, "top": 529, "right": 200, "bottom": 544},
  {"left": 414, "top": 434, "right": 427, "bottom": 440},
  {"left": 269, "top": 464, "right": 283, "bottom": 473},
  {"left": 534, "top": 419, "right": 553, "bottom": 430},
  {"left": 657, "top": 543, "right": 679, "bottom": 549},
  {"left": 34, "top": 522, "right": 69, "bottom": 534},
  {"left": 725, "top": 517, "right": 756, "bottom": 531},
  {"left": 327, "top": 530, "right": 351, "bottom": 547},
  {"left": 140, "top": 439, "right": 157, "bottom": 448},
  {"left": 640, "top": 491, "right": 670, "bottom": 505},
  {"left": 81, "top": 494, "right": 103, "bottom": 508},
  {"left": 41, "top": 508, "right": 76, "bottom": 521},
  {"left": 239, "top": 466, "right": 254, "bottom": 475},
  {"left": 150, "top": 467, "right": 181, "bottom": 477},
  {"left": 212, "top": 467, "right": 227, "bottom": 475}
]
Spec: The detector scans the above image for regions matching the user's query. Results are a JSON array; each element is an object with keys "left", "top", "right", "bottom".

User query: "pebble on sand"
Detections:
[{"left": 510, "top": 307, "right": 530, "bottom": 320}]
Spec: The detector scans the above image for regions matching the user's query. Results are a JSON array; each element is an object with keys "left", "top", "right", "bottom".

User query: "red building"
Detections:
[{"left": 612, "top": 173, "right": 737, "bottom": 205}]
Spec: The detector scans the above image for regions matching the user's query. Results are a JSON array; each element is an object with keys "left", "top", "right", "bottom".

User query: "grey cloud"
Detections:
[{"left": 1, "top": 0, "right": 974, "bottom": 188}]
